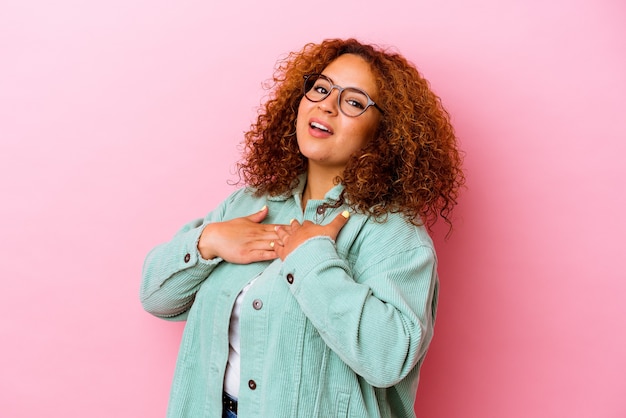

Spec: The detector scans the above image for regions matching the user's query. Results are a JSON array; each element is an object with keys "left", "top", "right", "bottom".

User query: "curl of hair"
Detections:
[{"left": 237, "top": 38, "right": 465, "bottom": 230}]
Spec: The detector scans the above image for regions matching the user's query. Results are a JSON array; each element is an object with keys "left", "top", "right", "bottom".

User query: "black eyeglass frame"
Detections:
[{"left": 302, "top": 73, "right": 385, "bottom": 117}]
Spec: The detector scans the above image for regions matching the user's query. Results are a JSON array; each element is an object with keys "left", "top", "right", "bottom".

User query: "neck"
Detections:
[{"left": 301, "top": 166, "right": 341, "bottom": 209}]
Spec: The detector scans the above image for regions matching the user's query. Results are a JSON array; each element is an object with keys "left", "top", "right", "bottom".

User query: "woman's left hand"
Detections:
[{"left": 273, "top": 211, "right": 350, "bottom": 261}]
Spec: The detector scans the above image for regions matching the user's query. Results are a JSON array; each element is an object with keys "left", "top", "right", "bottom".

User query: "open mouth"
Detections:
[{"left": 310, "top": 121, "right": 333, "bottom": 134}]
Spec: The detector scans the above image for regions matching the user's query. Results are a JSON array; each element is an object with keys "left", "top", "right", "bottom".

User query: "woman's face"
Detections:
[{"left": 296, "top": 53, "right": 381, "bottom": 176}]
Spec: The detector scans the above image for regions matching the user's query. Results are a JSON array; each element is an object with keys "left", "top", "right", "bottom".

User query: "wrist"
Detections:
[{"left": 197, "top": 224, "right": 218, "bottom": 260}]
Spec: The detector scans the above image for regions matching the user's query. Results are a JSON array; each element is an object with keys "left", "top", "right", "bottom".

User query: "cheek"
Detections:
[
  {"left": 364, "top": 117, "right": 381, "bottom": 142},
  {"left": 347, "top": 119, "right": 379, "bottom": 146},
  {"left": 295, "top": 118, "right": 306, "bottom": 141},
  {"left": 295, "top": 101, "right": 309, "bottom": 133}
]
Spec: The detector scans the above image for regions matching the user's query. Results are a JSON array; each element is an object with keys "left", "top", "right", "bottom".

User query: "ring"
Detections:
[{"left": 269, "top": 241, "right": 275, "bottom": 249}]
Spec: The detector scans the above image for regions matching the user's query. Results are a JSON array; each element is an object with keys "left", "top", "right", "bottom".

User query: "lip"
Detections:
[{"left": 308, "top": 118, "right": 334, "bottom": 137}]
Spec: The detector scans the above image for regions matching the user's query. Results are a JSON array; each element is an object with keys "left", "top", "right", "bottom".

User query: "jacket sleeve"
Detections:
[
  {"left": 279, "top": 230, "right": 438, "bottom": 388},
  {"left": 139, "top": 199, "right": 231, "bottom": 321}
]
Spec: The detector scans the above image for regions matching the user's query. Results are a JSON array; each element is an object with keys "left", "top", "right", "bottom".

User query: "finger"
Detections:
[
  {"left": 273, "top": 223, "right": 292, "bottom": 232},
  {"left": 253, "top": 238, "right": 282, "bottom": 253},
  {"left": 275, "top": 219, "right": 298, "bottom": 234},
  {"left": 247, "top": 249, "right": 279, "bottom": 263},
  {"left": 246, "top": 205, "right": 269, "bottom": 223},
  {"left": 255, "top": 228, "right": 282, "bottom": 239},
  {"left": 289, "top": 219, "right": 302, "bottom": 232},
  {"left": 274, "top": 225, "right": 290, "bottom": 241},
  {"left": 325, "top": 210, "right": 350, "bottom": 235}
]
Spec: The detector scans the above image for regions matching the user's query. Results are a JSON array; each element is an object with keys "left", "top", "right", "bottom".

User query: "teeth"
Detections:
[{"left": 311, "top": 122, "right": 330, "bottom": 132}]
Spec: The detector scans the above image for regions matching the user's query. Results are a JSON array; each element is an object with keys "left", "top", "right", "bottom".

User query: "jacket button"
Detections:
[
  {"left": 184, "top": 253, "right": 191, "bottom": 263},
  {"left": 286, "top": 274, "right": 294, "bottom": 284},
  {"left": 248, "top": 379, "right": 257, "bottom": 390},
  {"left": 316, "top": 206, "right": 325, "bottom": 215},
  {"left": 252, "top": 299, "right": 263, "bottom": 310}
]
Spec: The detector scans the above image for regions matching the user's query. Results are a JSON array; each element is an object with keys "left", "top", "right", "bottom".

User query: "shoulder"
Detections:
[
  {"left": 205, "top": 186, "right": 268, "bottom": 221},
  {"left": 342, "top": 211, "right": 435, "bottom": 271},
  {"left": 360, "top": 212, "right": 433, "bottom": 250},
  {"left": 223, "top": 186, "right": 261, "bottom": 205}
]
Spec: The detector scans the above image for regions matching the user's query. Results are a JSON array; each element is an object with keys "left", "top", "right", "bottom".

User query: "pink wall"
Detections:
[{"left": 1, "top": 0, "right": 625, "bottom": 416}]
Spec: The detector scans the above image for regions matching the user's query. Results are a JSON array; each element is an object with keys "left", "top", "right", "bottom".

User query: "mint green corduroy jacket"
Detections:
[{"left": 141, "top": 179, "right": 439, "bottom": 417}]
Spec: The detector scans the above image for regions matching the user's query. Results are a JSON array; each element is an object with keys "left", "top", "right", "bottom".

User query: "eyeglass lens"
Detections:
[{"left": 304, "top": 75, "right": 373, "bottom": 117}]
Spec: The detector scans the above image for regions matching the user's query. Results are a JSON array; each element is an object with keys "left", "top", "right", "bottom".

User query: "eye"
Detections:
[
  {"left": 343, "top": 90, "right": 368, "bottom": 109},
  {"left": 313, "top": 82, "right": 329, "bottom": 95},
  {"left": 345, "top": 98, "right": 366, "bottom": 109}
]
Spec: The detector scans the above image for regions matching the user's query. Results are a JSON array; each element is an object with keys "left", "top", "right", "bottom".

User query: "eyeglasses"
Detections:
[{"left": 302, "top": 73, "right": 384, "bottom": 117}]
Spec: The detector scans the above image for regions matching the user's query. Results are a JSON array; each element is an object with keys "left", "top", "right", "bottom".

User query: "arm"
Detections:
[
  {"left": 140, "top": 197, "right": 281, "bottom": 320},
  {"left": 140, "top": 217, "right": 222, "bottom": 320},
  {"left": 276, "top": 217, "right": 438, "bottom": 387}
]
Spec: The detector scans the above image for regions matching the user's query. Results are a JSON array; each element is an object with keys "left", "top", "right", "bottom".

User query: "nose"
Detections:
[{"left": 317, "top": 88, "right": 340, "bottom": 115}]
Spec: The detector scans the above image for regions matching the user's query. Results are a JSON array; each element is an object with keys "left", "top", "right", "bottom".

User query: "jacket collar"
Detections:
[{"left": 266, "top": 173, "right": 345, "bottom": 203}]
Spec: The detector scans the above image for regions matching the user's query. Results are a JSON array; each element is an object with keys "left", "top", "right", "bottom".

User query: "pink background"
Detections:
[{"left": 1, "top": 0, "right": 625, "bottom": 416}]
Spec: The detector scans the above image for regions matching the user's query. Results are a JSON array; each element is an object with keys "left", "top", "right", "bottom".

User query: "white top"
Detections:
[{"left": 223, "top": 278, "right": 257, "bottom": 397}]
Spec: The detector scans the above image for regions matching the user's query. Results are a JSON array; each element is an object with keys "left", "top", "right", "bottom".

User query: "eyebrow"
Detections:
[{"left": 320, "top": 73, "right": 378, "bottom": 97}]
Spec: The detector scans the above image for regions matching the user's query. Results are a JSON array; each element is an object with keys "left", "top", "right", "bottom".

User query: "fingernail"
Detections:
[
  {"left": 289, "top": 218, "right": 295, "bottom": 224},
  {"left": 341, "top": 210, "right": 350, "bottom": 219},
  {"left": 274, "top": 225, "right": 280, "bottom": 231},
  {"left": 261, "top": 205, "right": 267, "bottom": 211}
]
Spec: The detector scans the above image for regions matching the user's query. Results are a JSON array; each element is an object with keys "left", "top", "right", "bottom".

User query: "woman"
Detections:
[{"left": 141, "top": 38, "right": 464, "bottom": 418}]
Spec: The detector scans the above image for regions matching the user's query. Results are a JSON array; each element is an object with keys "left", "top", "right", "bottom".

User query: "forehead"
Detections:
[{"left": 321, "top": 54, "right": 379, "bottom": 97}]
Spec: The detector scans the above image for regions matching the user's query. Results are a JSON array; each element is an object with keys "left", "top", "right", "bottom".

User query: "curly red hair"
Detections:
[{"left": 237, "top": 38, "right": 464, "bottom": 229}]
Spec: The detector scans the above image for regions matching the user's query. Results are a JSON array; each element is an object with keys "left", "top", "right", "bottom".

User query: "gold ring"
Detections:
[{"left": 269, "top": 241, "right": 275, "bottom": 249}]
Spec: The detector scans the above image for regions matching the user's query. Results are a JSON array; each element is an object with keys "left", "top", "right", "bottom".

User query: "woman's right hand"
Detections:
[{"left": 197, "top": 205, "right": 282, "bottom": 264}]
